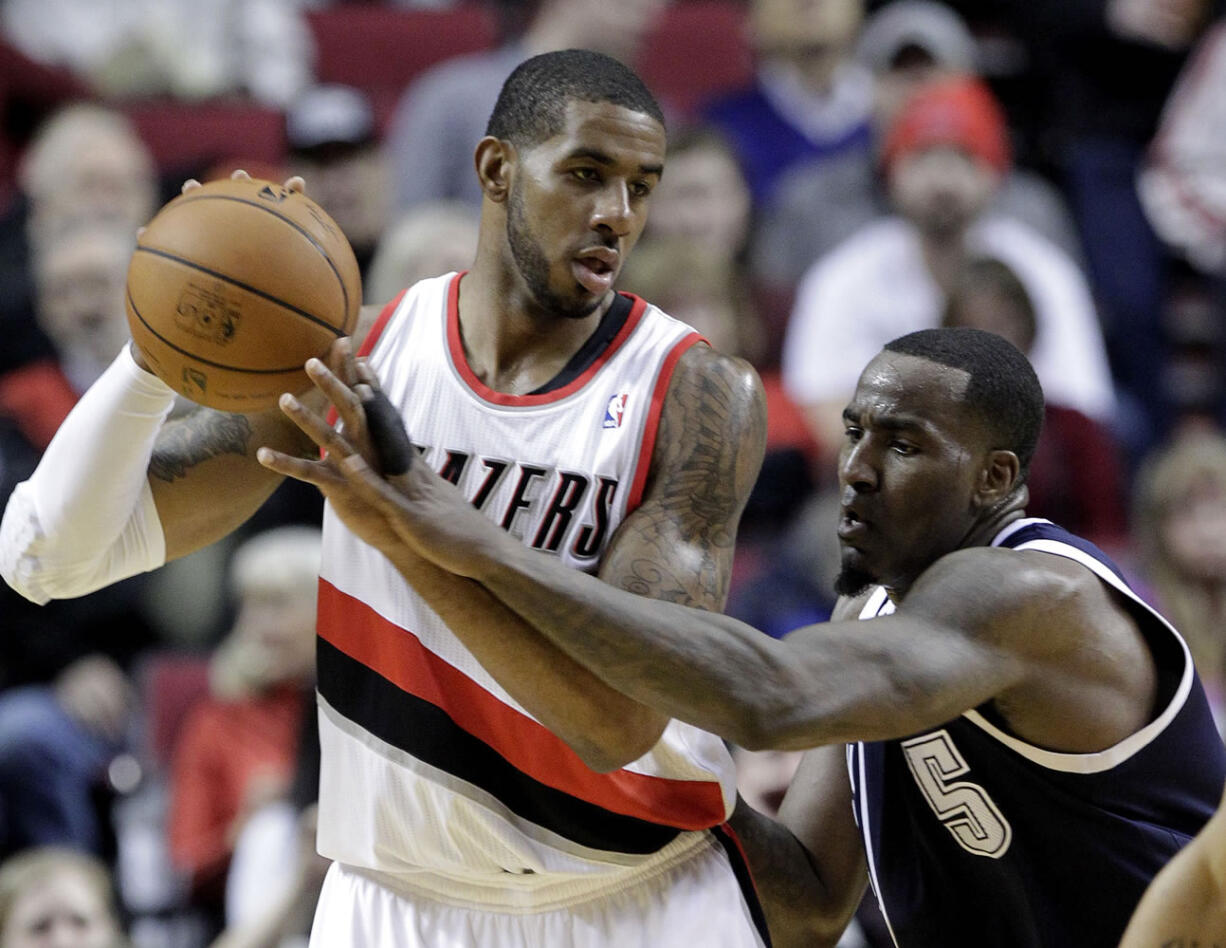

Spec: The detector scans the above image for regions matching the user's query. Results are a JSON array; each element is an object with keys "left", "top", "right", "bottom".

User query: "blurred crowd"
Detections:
[{"left": 0, "top": 0, "right": 1225, "bottom": 946}]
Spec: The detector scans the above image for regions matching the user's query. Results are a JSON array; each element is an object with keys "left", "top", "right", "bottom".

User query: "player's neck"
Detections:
[{"left": 455, "top": 268, "right": 610, "bottom": 395}]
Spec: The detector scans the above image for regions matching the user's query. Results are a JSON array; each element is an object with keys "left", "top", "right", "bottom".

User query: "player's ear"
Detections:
[
  {"left": 975, "top": 449, "right": 1020, "bottom": 509},
  {"left": 475, "top": 136, "right": 514, "bottom": 203}
]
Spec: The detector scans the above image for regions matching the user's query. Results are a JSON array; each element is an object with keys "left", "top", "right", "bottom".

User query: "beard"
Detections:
[
  {"left": 834, "top": 563, "right": 877, "bottom": 598},
  {"left": 507, "top": 183, "right": 602, "bottom": 320}
]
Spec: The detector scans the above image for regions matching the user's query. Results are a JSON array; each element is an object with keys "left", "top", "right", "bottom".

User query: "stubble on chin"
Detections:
[{"left": 834, "top": 563, "right": 876, "bottom": 598}]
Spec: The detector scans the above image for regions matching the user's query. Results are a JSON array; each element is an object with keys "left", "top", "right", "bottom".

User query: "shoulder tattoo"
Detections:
[{"left": 653, "top": 348, "right": 766, "bottom": 533}]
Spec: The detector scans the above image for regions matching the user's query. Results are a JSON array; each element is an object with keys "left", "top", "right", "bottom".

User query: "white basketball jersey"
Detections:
[{"left": 314, "top": 273, "right": 739, "bottom": 899}]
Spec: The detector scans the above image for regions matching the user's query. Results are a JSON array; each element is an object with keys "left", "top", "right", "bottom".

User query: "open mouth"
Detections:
[
  {"left": 572, "top": 248, "right": 618, "bottom": 295},
  {"left": 838, "top": 510, "right": 867, "bottom": 541}
]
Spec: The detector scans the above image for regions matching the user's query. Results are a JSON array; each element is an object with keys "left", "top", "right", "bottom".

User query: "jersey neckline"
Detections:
[{"left": 445, "top": 272, "right": 650, "bottom": 407}]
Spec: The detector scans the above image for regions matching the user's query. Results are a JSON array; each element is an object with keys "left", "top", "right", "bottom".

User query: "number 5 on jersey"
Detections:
[{"left": 902, "top": 730, "right": 1013, "bottom": 858}]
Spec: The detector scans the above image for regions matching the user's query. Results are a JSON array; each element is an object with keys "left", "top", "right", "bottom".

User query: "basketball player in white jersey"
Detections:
[
  {"left": 0, "top": 50, "right": 775, "bottom": 946},
  {"left": 269, "top": 326, "right": 1226, "bottom": 947}
]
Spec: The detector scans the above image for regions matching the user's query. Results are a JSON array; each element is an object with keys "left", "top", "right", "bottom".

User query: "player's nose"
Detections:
[
  {"left": 839, "top": 439, "right": 879, "bottom": 492},
  {"left": 591, "top": 181, "right": 632, "bottom": 236}
]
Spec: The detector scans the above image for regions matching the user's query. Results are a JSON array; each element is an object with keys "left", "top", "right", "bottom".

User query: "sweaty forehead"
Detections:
[{"left": 852, "top": 351, "right": 972, "bottom": 420}]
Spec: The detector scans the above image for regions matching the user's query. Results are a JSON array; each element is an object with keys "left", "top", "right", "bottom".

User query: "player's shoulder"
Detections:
[
  {"left": 353, "top": 273, "right": 453, "bottom": 348},
  {"left": 668, "top": 344, "right": 766, "bottom": 443},
  {"left": 913, "top": 542, "right": 1104, "bottom": 626},
  {"left": 644, "top": 344, "right": 766, "bottom": 506}
]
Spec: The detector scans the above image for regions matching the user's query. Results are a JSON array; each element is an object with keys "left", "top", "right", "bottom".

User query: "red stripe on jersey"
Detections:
[
  {"left": 446, "top": 277, "right": 651, "bottom": 406},
  {"left": 317, "top": 578, "right": 728, "bottom": 830},
  {"left": 625, "top": 333, "right": 704, "bottom": 511},
  {"left": 357, "top": 288, "right": 410, "bottom": 358}
]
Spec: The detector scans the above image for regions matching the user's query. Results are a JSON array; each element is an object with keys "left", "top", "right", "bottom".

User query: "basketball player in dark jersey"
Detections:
[
  {"left": 261, "top": 326, "right": 1226, "bottom": 947},
  {"left": 1120, "top": 779, "right": 1226, "bottom": 947}
]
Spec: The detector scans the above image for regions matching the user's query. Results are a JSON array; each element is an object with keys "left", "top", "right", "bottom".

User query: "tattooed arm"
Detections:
[
  {"left": 148, "top": 404, "right": 311, "bottom": 560},
  {"left": 598, "top": 345, "right": 766, "bottom": 618},
  {"left": 0, "top": 304, "right": 386, "bottom": 607}
]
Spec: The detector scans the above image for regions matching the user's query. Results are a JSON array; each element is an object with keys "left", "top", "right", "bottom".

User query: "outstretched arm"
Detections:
[
  {"left": 1119, "top": 780, "right": 1226, "bottom": 948},
  {"left": 259, "top": 343, "right": 766, "bottom": 771},
  {"left": 294, "top": 405, "right": 1054, "bottom": 750}
]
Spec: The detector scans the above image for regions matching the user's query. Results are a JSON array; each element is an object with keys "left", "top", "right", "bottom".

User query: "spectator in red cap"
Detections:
[
  {"left": 880, "top": 74, "right": 1010, "bottom": 176},
  {"left": 781, "top": 74, "right": 1116, "bottom": 474}
]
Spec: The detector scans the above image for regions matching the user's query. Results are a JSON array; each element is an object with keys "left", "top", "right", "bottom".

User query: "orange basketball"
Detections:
[{"left": 126, "top": 176, "right": 361, "bottom": 413}]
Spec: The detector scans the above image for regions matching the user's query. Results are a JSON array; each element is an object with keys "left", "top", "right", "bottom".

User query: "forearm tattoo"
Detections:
[{"left": 149, "top": 411, "right": 253, "bottom": 481}]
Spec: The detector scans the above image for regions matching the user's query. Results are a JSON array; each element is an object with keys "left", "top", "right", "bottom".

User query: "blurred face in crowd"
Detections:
[
  {"left": 944, "top": 287, "right": 1034, "bottom": 355},
  {"left": 1, "top": 868, "right": 119, "bottom": 948},
  {"left": 291, "top": 145, "right": 388, "bottom": 255},
  {"left": 23, "top": 109, "right": 156, "bottom": 231},
  {"left": 745, "top": 0, "right": 863, "bottom": 61},
  {"left": 646, "top": 137, "right": 750, "bottom": 262},
  {"left": 33, "top": 225, "right": 134, "bottom": 387},
  {"left": 1162, "top": 476, "right": 1226, "bottom": 583},
  {"left": 888, "top": 145, "right": 998, "bottom": 238},
  {"left": 553, "top": 0, "right": 667, "bottom": 65},
  {"left": 231, "top": 585, "right": 318, "bottom": 687}
]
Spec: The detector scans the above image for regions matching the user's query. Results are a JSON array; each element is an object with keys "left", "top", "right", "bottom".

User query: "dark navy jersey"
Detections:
[{"left": 849, "top": 518, "right": 1226, "bottom": 947}]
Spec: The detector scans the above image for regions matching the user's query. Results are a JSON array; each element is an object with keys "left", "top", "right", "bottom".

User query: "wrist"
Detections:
[{"left": 121, "top": 344, "right": 175, "bottom": 400}]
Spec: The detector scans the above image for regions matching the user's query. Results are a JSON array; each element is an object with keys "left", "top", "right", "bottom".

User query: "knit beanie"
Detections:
[{"left": 882, "top": 75, "right": 1011, "bottom": 174}]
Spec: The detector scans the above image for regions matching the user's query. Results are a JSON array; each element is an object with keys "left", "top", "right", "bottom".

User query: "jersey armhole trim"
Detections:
[
  {"left": 964, "top": 536, "right": 1194, "bottom": 774},
  {"left": 625, "top": 331, "right": 704, "bottom": 513},
  {"left": 323, "top": 286, "right": 413, "bottom": 435}
]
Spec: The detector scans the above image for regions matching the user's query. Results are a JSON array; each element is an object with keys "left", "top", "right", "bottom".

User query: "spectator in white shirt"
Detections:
[{"left": 782, "top": 75, "right": 1116, "bottom": 470}]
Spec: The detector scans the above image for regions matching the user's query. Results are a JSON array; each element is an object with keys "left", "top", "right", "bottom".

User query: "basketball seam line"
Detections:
[
  {"left": 167, "top": 192, "right": 354, "bottom": 321},
  {"left": 127, "top": 288, "right": 313, "bottom": 375},
  {"left": 132, "top": 245, "right": 347, "bottom": 337}
]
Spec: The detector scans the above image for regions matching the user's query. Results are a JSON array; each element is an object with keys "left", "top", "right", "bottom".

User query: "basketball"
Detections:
[{"left": 125, "top": 176, "right": 362, "bottom": 413}]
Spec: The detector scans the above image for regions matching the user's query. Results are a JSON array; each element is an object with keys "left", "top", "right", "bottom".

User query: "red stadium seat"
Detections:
[
  {"left": 305, "top": 4, "right": 499, "bottom": 130},
  {"left": 124, "top": 100, "right": 287, "bottom": 178},
  {"left": 637, "top": 0, "right": 753, "bottom": 119}
]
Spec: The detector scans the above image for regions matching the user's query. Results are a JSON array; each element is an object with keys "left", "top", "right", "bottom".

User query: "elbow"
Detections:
[
  {"left": 724, "top": 692, "right": 811, "bottom": 752},
  {"left": 569, "top": 713, "right": 668, "bottom": 774},
  {"left": 728, "top": 713, "right": 786, "bottom": 753}
]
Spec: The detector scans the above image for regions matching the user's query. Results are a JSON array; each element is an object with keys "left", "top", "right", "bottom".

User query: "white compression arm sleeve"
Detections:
[{"left": 0, "top": 346, "right": 177, "bottom": 604}]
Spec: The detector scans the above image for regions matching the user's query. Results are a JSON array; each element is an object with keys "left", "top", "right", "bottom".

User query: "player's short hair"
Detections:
[
  {"left": 485, "top": 49, "right": 665, "bottom": 147},
  {"left": 884, "top": 327, "right": 1044, "bottom": 477}
]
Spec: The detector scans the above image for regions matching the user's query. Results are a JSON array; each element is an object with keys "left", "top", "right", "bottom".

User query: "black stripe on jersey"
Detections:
[
  {"left": 317, "top": 638, "right": 683, "bottom": 855},
  {"left": 711, "top": 823, "right": 774, "bottom": 947}
]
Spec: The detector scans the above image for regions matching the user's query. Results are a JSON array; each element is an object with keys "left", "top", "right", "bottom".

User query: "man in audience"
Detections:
[{"left": 781, "top": 75, "right": 1115, "bottom": 471}]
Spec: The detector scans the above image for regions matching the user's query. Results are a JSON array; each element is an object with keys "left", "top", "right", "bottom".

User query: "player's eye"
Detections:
[
  {"left": 571, "top": 167, "right": 600, "bottom": 183},
  {"left": 630, "top": 180, "right": 653, "bottom": 198},
  {"left": 890, "top": 440, "right": 918, "bottom": 456}
]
